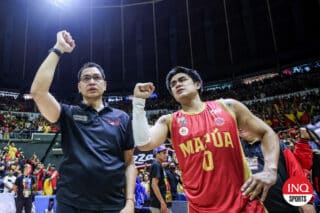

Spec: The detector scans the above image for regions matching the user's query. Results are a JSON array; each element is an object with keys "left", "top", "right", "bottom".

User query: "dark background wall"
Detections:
[{"left": 0, "top": 0, "right": 319, "bottom": 100}]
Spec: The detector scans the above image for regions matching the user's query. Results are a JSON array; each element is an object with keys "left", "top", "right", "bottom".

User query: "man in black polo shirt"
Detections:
[
  {"left": 14, "top": 164, "right": 36, "bottom": 213},
  {"left": 30, "top": 30, "right": 136, "bottom": 213}
]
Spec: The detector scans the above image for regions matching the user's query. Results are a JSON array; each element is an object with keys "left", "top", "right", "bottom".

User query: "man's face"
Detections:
[
  {"left": 169, "top": 163, "right": 175, "bottom": 170},
  {"left": 157, "top": 150, "right": 167, "bottom": 163},
  {"left": 8, "top": 169, "right": 14, "bottom": 176},
  {"left": 78, "top": 67, "right": 106, "bottom": 99},
  {"left": 169, "top": 73, "right": 200, "bottom": 101},
  {"left": 24, "top": 165, "right": 31, "bottom": 175}
]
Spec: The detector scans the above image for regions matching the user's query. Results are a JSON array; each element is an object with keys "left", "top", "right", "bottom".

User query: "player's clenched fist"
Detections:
[{"left": 133, "top": 83, "right": 155, "bottom": 99}]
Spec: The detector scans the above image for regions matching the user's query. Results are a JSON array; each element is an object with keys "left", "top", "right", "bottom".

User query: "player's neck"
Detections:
[{"left": 181, "top": 98, "right": 205, "bottom": 114}]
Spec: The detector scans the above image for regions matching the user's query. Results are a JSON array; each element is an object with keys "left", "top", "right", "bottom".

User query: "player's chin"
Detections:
[{"left": 174, "top": 93, "right": 188, "bottom": 101}]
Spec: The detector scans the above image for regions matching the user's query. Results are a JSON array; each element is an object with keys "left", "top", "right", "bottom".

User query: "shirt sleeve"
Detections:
[
  {"left": 293, "top": 138, "right": 313, "bottom": 170},
  {"left": 123, "top": 114, "right": 135, "bottom": 150}
]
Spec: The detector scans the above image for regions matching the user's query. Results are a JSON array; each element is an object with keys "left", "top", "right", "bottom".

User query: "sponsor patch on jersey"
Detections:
[
  {"left": 73, "top": 115, "right": 88, "bottom": 122},
  {"left": 210, "top": 108, "right": 222, "bottom": 115},
  {"left": 179, "top": 127, "right": 189, "bottom": 136},
  {"left": 177, "top": 116, "right": 187, "bottom": 127},
  {"left": 214, "top": 117, "right": 224, "bottom": 126},
  {"left": 106, "top": 118, "right": 120, "bottom": 126}
]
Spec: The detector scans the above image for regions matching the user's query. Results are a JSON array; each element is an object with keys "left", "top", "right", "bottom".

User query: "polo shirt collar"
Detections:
[{"left": 79, "top": 101, "right": 113, "bottom": 112}]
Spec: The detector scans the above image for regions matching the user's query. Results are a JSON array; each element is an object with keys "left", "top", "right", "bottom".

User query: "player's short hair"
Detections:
[{"left": 165, "top": 66, "right": 203, "bottom": 95}]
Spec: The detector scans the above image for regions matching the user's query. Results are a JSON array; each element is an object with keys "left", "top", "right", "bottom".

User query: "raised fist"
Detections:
[
  {"left": 54, "top": 30, "right": 76, "bottom": 53},
  {"left": 133, "top": 82, "right": 155, "bottom": 99}
]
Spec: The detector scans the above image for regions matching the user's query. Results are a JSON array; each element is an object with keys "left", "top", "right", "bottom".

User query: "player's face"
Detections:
[
  {"left": 78, "top": 67, "right": 106, "bottom": 99},
  {"left": 170, "top": 73, "right": 200, "bottom": 101}
]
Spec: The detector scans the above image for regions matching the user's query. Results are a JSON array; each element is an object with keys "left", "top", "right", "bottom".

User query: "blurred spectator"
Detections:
[
  {"left": 0, "top": 157, "right": 5, "bottom": 178},
  {"left": 297, "top": 103, "right": 311, "bottom": 125},
  {"left": 149, "top": 145, "right": 172, "bottom": 213},
  {"left": 13, "top": 164, "right": 36, "bottom": 213},
  {"left": 3, "top": 168, "right": 16, "bottom": 194},
  {"left": 141, "top": 172, "right": 150, "bottom": 197},
  {"left": 45, "top": 164, "right": 59, "bottom": 194},
  {"left": 293, "top": 128, "right": 314, "bottom": 175},
  {"left": 8, "top": 141, "right": 18, "bottom": 158},
  {"left": 33, "top": 162, "right": 45, "bottom": 194},
  {"left": 2, "top": 123, "right": 11, "bottom": 139},
  {"left": 165, "top": 162, "right": 182, "bottom": 201},
  {"left": 135, "top": 176, "right": 149, "bottom": 208}
]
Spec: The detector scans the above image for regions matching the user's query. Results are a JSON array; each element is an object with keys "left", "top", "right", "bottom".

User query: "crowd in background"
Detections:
[
  {"left": 0, "top": 141, "right": 59, "bottom": 195},
  {"left": 0, "top": 71, "right": 319, "bottom": 140},
  {"left": 0, "top": 70, "right": 320, "bottom": 211}
]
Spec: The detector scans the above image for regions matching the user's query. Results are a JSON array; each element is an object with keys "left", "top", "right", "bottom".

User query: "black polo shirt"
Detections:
[{"left": 56, "top": 102, "right": 134, "bottom": 211}]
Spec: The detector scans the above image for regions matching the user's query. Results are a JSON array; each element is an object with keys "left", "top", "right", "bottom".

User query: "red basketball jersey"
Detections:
[{"left": 170, "top": 100, "right": 266, "bottom": 213}]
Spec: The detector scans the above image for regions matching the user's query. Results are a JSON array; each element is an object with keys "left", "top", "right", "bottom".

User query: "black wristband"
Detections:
[{"left": 48, "top": 48, "right": 63, "bottom": 57}]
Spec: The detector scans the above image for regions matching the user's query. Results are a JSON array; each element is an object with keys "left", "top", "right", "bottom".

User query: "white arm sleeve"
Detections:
[{"left": 132, "top": 97, "right": 151, "bottom": 146}]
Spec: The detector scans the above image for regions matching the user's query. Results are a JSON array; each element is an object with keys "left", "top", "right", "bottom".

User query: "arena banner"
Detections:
[
  {"left": 134, "top": 148, "right": 153, "bottom": 167},
  {"left": 134, "top": 143, "right": 175, "bottom": 168}
]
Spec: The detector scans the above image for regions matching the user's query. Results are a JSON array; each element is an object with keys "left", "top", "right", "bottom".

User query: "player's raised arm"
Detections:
[{"left": 132, "top": 83, "right": 170, "bottom": 151}]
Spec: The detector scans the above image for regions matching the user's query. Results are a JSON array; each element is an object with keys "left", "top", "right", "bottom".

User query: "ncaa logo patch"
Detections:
[
  {"left": 179, "top": 127, "right": 189, "bottom": 136},
  {"left": 214, "top": 117, "right": 224, "bottom": 126}
]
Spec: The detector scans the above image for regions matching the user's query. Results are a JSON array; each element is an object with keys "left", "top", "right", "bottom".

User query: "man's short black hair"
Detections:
[
  {"left": 165, "top": 66, "right": 203, "bottom": 95},
  {"left": 77, "top": 62, "right": 106, "bottom": 81}
]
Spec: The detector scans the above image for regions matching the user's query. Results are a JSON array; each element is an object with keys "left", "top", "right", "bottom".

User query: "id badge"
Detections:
[{"left": 246, "top": 157, "right": 258, "bottom": 170}]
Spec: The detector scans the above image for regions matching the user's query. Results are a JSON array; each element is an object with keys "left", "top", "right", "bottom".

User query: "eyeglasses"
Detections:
[{"left": 80, "top": 75, "right": 104, "bottom": 83}]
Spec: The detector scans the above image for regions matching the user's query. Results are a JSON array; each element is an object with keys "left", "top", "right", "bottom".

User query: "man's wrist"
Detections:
[
  {"left": 264, "top": 166, "right": 277, "bottom": 174},
  {"left": 126, "top": 197, "right": 135, "bottom": 205},
  {"left": 48, "top": 47, "right": 63, "bottom": 57}
]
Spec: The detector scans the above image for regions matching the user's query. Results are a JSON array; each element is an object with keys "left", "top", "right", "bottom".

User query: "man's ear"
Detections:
[
  {"left": 195, "top": 81, "right": 201, "bottom": 90},
  {"left": 77, "top": 82, "right": 81, "bottom": 93}
]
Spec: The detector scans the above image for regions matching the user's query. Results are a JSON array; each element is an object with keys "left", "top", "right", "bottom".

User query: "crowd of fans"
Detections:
[
  {"left": 0, "top": 71, "right": 319, "bottom": 141},
  {"left": 0, "top": 141, "right": 59, "bottom": 196},
  {"left": 0, "top": 70, "right": 319, "bottom": 211}
]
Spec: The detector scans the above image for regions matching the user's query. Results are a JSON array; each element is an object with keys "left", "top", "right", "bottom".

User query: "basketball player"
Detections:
[{"left": 132, "top": 66, "right": 279, "bottom": 212}]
